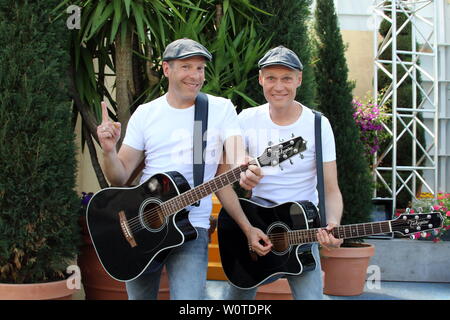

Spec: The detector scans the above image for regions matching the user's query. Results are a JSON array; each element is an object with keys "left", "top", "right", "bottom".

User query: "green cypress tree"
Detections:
[
  {"left": 245, "top": 0, "right": 316, "bottom": 109},
  {"left": 0, "top": 0, "right": 80, "bottom": 283},
  {"left": 313, "top": 0, "right": 374, "bottom": 224}
]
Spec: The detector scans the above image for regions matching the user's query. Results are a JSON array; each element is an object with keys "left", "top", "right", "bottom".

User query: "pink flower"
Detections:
[
  {"left": 433, "top": 205, "right": 442, "bottom": 211},
  {"left": 410, "top": 209, "right": 415, "bottom": 213},
  {"left": 446, "top": 211, "right": 450, "bottom": 217}
]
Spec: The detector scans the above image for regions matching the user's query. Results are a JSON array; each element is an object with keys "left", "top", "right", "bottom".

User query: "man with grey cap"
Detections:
[
  {"left": 96, "top": 38, "right": 269, "bottom": 300},
  {"left": 225, "top": 45, "right": 343, "bottom": 300}
]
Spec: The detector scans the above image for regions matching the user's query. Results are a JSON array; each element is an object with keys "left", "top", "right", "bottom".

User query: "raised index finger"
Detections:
[{"left": 101, "top": 101, "right": 109, "bottom": 123}]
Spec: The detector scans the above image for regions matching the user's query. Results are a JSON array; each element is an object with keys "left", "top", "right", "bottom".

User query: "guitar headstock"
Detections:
[
  {"left": 257, "top": 136, "right": 307, "bottom": 168},
  {"left": 392, "top": 212, "right": 443, "bottom": 236}
]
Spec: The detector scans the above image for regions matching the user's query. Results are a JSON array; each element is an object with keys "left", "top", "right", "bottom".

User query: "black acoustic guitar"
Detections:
[
  {"left": 86, "top": 136, "right": 307, "bottom": 282},
  {"left": 218, "top": 199, "right": 443, "bottom": 289}
]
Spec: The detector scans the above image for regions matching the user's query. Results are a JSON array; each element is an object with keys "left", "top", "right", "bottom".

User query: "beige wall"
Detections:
[
  {"left": 75, "top": 115, "right": 102, "bottom": 195},
  {"left": 75, "top": 30, "right": 376, "bottom": 193},
  {"left": 341, "top": 29, "right": 374, "bottom": 99}
]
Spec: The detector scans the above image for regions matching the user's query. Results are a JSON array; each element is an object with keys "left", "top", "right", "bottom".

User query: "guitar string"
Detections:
[
  {"left": 125, "top": 166, "right": 245, "bottom": 232},
  {"left": 122, "top": 145, "right": 299, "bottom": 232},
  {"left": 120, "top": 145, "right": 437, "bottom": 236},
  {"left": 265, "top": 219, "right": 434, "bottom": 245},
  {"left": 121, "top": 144, "right": 297, "bottom": 233},
  {"left": 128, "top": 198, "right": 435, "bottom": 235},
  {"left": 125, "top": 165, "right": 249, "bottom": 233}
]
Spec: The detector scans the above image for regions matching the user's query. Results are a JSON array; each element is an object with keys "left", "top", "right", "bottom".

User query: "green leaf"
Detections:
[
  {"left": 233, "top": 89, "right": 259, "bottom": 107},
  {"left": 165, "top": 0, "right": 186, "bottom": 23},
  {"left": 131, "top": 2, "right": 146, "bottom": 43},
  {"left": 124, "top": 0, "right": 131, "bottom": 17},
  {"left": 110, "top": 0, "right": 122, "bottom": 43}
]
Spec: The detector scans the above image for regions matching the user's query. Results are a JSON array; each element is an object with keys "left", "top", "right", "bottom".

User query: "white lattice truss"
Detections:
[{"left": 372, "top": 0, "right": 440, "bottom": 212}]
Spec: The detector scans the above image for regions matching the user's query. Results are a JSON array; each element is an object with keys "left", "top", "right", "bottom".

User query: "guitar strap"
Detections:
[
  {"left": 313, "top": 110, "right": 327, "bottom": 227},
  {"left": 192, "top": 92, "right": 209, "bottom": 207}
]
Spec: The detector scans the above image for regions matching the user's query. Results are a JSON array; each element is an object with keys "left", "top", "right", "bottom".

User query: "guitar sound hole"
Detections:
[
  {"left": 141, "top": 201, "right": 165, "bottom": 230},
  {"left": 269, "top": 226, "right": 289, "bottom": 254}
]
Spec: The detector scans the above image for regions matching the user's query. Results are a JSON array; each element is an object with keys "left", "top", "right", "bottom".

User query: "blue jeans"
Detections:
[
  {"left": 126, "top": 227, "right": 209, "bottom": 300},
  {"left": 225, "top": 243, "right": 324, "bottom": 300}
]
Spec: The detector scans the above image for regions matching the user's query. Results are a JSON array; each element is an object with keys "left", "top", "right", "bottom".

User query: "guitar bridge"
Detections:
[{"left": 119, "top": 211, "right": 137, "bottom": 248}]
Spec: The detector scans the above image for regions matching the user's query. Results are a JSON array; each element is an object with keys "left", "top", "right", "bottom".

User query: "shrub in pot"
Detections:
[
  {"left": 0, "top": 0, "right": 81, "bottom": 299},
  {"left": 313, "top": 0, "right": 375, "bottom": 296}
]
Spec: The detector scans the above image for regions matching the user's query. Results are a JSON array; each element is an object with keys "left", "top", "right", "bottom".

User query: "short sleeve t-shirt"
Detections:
[
  {"left": 123, "top": 93, "right": 241, "bottom": 228},
  {"left": 238, "top": 103, "right": 336, "bottom": 205}
]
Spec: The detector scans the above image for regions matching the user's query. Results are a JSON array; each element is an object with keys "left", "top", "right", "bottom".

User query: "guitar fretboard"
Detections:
[
  {"left": 286, "top": 221, "right": 392, "bottom": 244},
  {"left": 160, "top": 165, "right": 247, "bottom": 216}
]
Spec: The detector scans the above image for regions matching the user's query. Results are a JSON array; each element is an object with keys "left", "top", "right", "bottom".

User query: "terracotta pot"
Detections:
[
  {"left": 78, "top": 216, "right": 170, "bottom": 300},
  {"left": 255, "top": 278, "right": 292, "bottom": 300},
  {"left": 320, "top": 243, "right": 375, "bottom": 296},
  {"left": 78, "top": 217, "right": 128, "bottom": 300},
  {"left": 78, "top": 241, "right": 128, "bottom": 300},
  {"left": 0, "top": 279, "right": 77, "bottom": 300}
]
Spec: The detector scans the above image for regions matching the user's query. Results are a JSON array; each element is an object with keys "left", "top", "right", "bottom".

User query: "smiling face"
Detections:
[
  {"left": 259, "top": 65, "right": 302, "bottom": 110},
  {"left": 163, "top": 56, "right": 206, "bottom": 108}
]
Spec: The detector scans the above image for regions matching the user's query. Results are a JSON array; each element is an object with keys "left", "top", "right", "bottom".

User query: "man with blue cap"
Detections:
[
  {"left": 225, "top": 45, "right": 344, "bottom": 300},
  {"left": 96, "top": 38, "right": 268, "bottom": 300}
]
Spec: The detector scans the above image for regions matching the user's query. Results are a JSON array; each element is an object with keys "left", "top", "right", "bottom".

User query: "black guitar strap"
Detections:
[
  {"left": 192, "top": 92, "right": 208, "bottom": 207},
  {"left": 313, "top": 110, "right": 327, "bottom": 227}
]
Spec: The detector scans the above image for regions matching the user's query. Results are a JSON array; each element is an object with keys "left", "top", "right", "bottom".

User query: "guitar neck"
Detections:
[
  {"left": 161, "top": 165, "right": 247, "bottom": 216},
  {"left": 286, "top": 220, "right": 392, "bottom": 244}
]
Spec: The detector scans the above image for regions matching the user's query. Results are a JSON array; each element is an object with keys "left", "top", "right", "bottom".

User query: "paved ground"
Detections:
[
  {"left": 205, "top": 280, "right": 450, "bottom": 300},
  {"left": 73, "top": 279, "right": 450, "bottom": 300}
]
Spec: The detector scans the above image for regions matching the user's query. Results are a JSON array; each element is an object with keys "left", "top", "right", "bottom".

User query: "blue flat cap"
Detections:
[
  {"left": 258, "top": 46, "right": 303, "bottom": 71},
  {"left": 162, "top": 38, "right": 212, "bottom": 62}
]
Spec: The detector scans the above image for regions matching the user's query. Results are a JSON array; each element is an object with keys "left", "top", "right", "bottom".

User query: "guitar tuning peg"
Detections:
[
  {"left": 279, "top": 164, "right": 284, "bottom": 171},
  {"left": 289, "top": 159, "right": 294, "bottom": 165},
  {"left": 291, "top": 133, "right": 295, "bottom": 138},
  {"left": 279, "top": 138, "right": 284, "bottom": 142},
  {"left": 299, "top": 153, "right": 304, "bottom": 159},
  {"left": 268, "top": 141, "right": 273, "bottom": 146}
]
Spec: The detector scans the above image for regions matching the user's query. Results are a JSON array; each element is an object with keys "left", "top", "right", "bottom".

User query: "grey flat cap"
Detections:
[
  {"left": 162, "top": 38, "right": 212, "bottom": 62},
  {"left": 258, "top": 46, "right": 303, "bottom": 71}
]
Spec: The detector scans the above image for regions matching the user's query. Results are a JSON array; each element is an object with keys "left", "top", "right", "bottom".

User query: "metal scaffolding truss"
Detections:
[{"left": 372, "top": 0, "right": 442, "bottom": 213}]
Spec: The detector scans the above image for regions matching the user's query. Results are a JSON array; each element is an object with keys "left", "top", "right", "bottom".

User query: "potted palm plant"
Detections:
[{"left": 0, "top": 0, "right": 81, "bottom": 299}]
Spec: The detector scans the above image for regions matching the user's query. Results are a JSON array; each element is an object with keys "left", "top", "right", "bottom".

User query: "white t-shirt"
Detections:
[
  {"left": 123, "top": 93, "right": 241, "bottom": 229},
  {"left": 238, "top": 103, "right": 336, "bottom": 205}
]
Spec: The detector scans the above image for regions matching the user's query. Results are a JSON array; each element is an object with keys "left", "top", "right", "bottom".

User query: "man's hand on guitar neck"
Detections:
[
  {"left": 239, "top": 156, "right": 263, "bottom": 190},
  {"left": 316, "top": 223, "right": 343, "bottom": 251}
]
